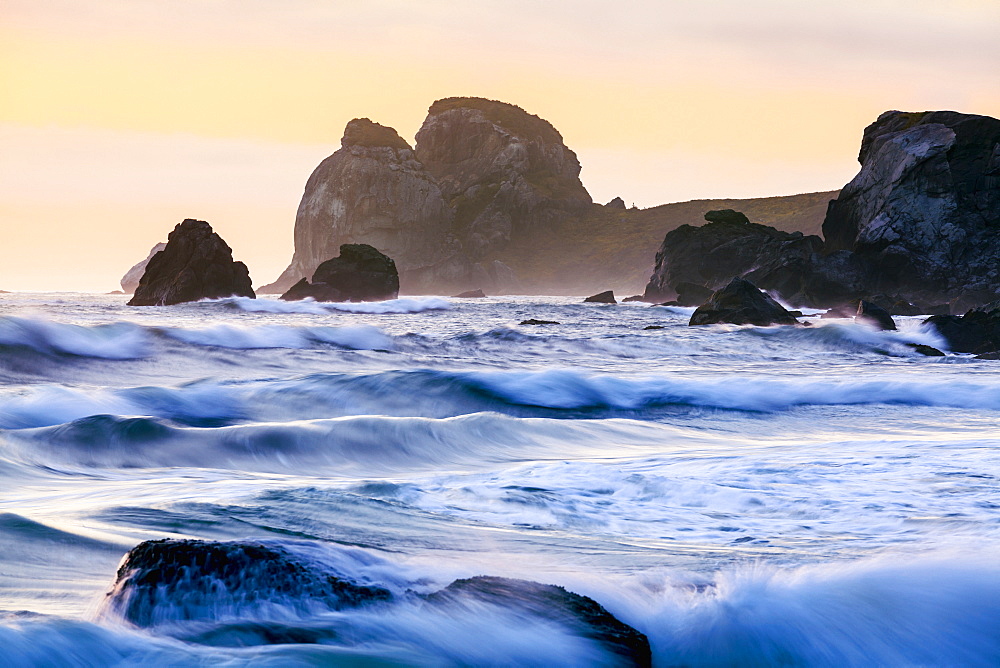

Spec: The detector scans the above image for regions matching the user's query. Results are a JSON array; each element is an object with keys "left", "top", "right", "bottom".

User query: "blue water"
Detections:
[{"left": 1, "top": 293, "right": 999, "bottom": 666}]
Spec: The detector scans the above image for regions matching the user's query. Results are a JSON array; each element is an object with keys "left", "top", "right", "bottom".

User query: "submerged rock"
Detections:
[
  {"left": 520, "top": 319, "right": 560, "bottom": 325},
  {"left": 121, "top": 242, "right": 166, "bottom": 293},
  {"left": 426, "top": 576, "right": 651, "bottom": 667},
  {"left": 453, "top": 289, "right": 486, "bottom": 298},
  {"left": 856, "top": 300, "right": 896, "bottom": 330},
  {"left": 127, "top": 220, "right": 254, "bottom": 306},
  {"left": 281, "top": 244, "right": 399, "bottom": 302},
  {"left": 906, "top": 343, "right": 945, "bottom": 357},
  {"left": 584, "top": 290, "right": 617, "bottom": 304},
  {"left": 690, "top": 277, "right": 799, "bottom": 327},
  {"left": 104, "top": 539, "right": 392, "bottom": 627}
]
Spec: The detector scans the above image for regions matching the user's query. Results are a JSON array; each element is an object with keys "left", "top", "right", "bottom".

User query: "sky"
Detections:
[{"left": 2, "top": 0, "right": 999, "bottom": 291}]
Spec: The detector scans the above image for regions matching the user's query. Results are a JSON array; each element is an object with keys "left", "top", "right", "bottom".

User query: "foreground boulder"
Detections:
[
  {"left": 690, "top": 277, "right": 799, "bottom": 326},
  {"left": 103, "top": 539, "right": 392, "bottom": 627},
  {"left": 281, "top": 244, "right": 399, "bottom": 302},
  {"left": 584, "top": 290, "right": 617, "bottom": 304},
  {"left": 924, "top": 301, "right": 1000, "bottom": 353},
  {"left": 127, "top": 220, "right": 254, "bottom": 306},
  {"left": 426, "top": 576, "right": 651, "bottom": 667},
  {"left": 120, "top": 242, "right": 165, "bottom": 293}
]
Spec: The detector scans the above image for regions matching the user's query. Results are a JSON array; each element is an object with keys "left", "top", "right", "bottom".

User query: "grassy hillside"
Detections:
[{"left": 497, "top": 190, "right": 838, "bottom": 296}]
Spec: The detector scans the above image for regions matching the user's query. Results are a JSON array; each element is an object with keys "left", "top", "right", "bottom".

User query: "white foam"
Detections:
[
  {"left": 215, "top": 296, "right": 451, "bottom": 314},
  {"left": 0, "top": 316, "right": 150, "bottom": 359}
]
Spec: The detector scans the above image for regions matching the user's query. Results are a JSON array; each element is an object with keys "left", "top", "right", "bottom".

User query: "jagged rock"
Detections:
[
  {"left": 426, "top": 576, "right": 651, "bottom": 667},
  {"left": 690, "top": 277, "right": 799, "bottom": 326},
  {"left": 121, "top": 242, "right": 166, "bottom": 293},
  {"left": 453, "top": 289, "right": 486, "bottom": 298},
  {"left": 856, "top": 300, "right": 896, "bottom": 330},
  {"left": 281, "top": 244, "right": 398, "bottom": 302},
  {"left": 674, "top": 282, "right": 713, "bottom": 307},
  {"left": 520, "top": 319, "right": 560, "bottom": 325},
  {"left": 103, "top": 539, "right": 392, "bottom": 627},
  {"left": 704, "top": 209, "right": 750, "bottom": 225},
  {"left": 605, "top": 197, "right": 627, "bottom": 209},
  {"left": 924, "top": 301, "right": 1000, "bottom": 353},
  {"left": 127, "top": 220, "right": 254, "bottom": 306},
  {"left": 584, "top": 290, "right": 617, "bottom": 304},
  {"left": 643, "top": 210, "right": 823, "bottom": 304},
  {"left": 823, "top": 110, "right": 1000, "bottom": 307},
  {"left": 622, "top": 295, "right": 647, "bottom": 303}
]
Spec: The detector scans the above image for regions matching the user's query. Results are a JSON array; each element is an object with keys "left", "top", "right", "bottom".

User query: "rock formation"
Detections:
[
  {"left": 127, "top": 220, "right": 254, "bottom": 306},
  {"left": 822, "top": 110, "right": 1000, "bottom": 310},
  {"left": 925, "top": 301, "right": 1000, "bottom": 354},
  {"left": 280, "top": 244, "right": 398, "bottom": 302},
  {"left": 856, "top": 300, "right": 896, "bottom": 330},
  {"left": 584, "top": 290, "right": 616, "bottom": 304},
  {"left": 453, "top": 289, "right": 486, "bottom": 298},
  {"left": 121, "top": 242, "right": 166, "bottom": 293},
  {"left": 605, "top": 197, "right": 626, "bottom": 209},
  {"left": 689, "top": 277, "right": 799, "bottom": 326},
  {"left": 263, "top": 98, "right": 591, "bottom": 295}
]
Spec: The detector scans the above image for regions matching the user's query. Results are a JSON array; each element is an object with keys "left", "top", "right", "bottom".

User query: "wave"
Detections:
[
  {"left": 3, "top": 367, "right": 1000, "bottom": 432},
  {"left": 215, "top": 295, "right": 452, "bottom": 314},
  {"left": 159, "top": 323, "right": 392, "bottom": 350},
  {"left": 0, "top": 316, "right": 149, "bottom": 359}
]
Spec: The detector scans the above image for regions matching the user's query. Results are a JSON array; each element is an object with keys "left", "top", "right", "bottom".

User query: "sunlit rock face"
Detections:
[
  {"left": 262, "top": 119, "right": 457, "bottom": 294},
  {"left": 823, "top": 110, "right": 1000, "bottom": 310},
  {"left": 121, "top": 242, "right": 166, "bottom": 293},
  {"left": 263, "top": 99, "right": 592, "bottom": 295}
]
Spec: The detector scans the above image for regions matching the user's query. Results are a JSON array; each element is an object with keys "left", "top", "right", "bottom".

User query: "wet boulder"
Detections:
[
  {"left": 520, "top": 319, "right": 560, "bottom": 325},
  {"left": 584, "top": 290, "right": 617, "bottom": 304},
  {"left": 924, "top": 301, "right": 1000, "bottom": 353},
  {"left": 855, "top": 300, "right": 896, "bottom": 330},
  {"left": 281, "top": 244, "right": 399, "bottom": 302},
  {"left": 103, "top": 539, "right": 392, "bottom": 627},
  {"left": 426, "top": 576, "right": 651, "bottom": 667},
  {"left": 127, "top": 220, "right": 254, "bottom": 306},
  {"left": 690, "top": 277, "right": 799, "bottom": 326}
]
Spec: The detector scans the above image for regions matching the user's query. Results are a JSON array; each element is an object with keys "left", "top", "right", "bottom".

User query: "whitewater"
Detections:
[{"left": 1, "top": 292, "right": 999, "bottom": 666}]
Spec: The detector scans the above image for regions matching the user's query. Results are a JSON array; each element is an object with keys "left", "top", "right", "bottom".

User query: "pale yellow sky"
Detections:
[{"left": 2, "top": 0, "right": 999, "bottom": 291}]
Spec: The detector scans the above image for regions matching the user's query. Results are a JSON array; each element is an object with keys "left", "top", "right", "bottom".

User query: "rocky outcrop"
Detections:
[
  {"left": 856, "top": 300, "right": 896, "bottom": 330},
  {"left": 642, "top": 211, "right": 823, "bottom": 304},
  {"left": 127, "top": 220, "right": 254, "bottom": 306},
  {"left": 584, "top": 290, "right": 616, "bottom": 304},
  {"left": 280, "top": 244, "right": 398, "bottom": 302},
  {"left": 121, "top": 242, "right": 165, "bottom": 293},
  {"left": 925, "top": 301, "right": 1000, "bottom": 354},
  {"left": 261, "top": 119, "right": 456, "bottom": 295},
  {"left": 264, "top": 99, "right": 591, "bottom": 295},
  {"left": 453, "top": 289, "right": 486, "bottom": 298},
  {"left": 690, "top": 277, "right": 799, "bottom": 326},
  {"left": 704, "top": 209, "right": 750, "bottom": 225},
  {"left": 427, "top": 576, "right": 651, "bottom": 667},
  {"left": 606, "top": 197, "right": 627, "bottom": 209},
  {"left": 822, "top": 110, "right": 1000, "bottom": 309}
]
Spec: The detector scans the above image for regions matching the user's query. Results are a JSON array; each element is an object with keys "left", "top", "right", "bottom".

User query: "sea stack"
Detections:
[
  {"left": 121, "top": 242, "right": 166, "bottom": 293},
  {"left": 127, "top": 219, "right": 254, "bottom": 306},
  {"left": 280, "top": 244, "right": 399, "bottom": 302}
]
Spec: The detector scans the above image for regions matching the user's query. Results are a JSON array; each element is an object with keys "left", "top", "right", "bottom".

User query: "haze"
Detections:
[{"left": 2, "top": 0, "right": 998, "bottom": 292}]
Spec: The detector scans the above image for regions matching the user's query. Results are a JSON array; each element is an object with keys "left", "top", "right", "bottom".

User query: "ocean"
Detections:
[{"left": 1, "top": 292, "right": 999, "bottom": 666}]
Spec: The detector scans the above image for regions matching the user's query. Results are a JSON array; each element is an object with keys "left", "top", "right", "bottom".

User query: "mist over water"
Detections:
[{"left": 2, "top": 293, "right": 999, "bottom": 666}]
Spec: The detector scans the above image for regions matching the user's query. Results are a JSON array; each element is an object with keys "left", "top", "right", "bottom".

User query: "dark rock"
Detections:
[
  {"left": 906, "top": 343, "right": 945, "bottom": 356},
  {"left": 281, "top": 244, "right": 398, "bottom": 302},
  {"left": 856, "top": 300, "right": 896, "bottom": 330},
  {"left": 823, "top": 110, "right": 1000, "bottom": 307},
  {"left": 103, "top": 539, "right": 392, "bottom": 627},
  {"left": 520, "top": 319, "right": 560, "bottom": 325},
  {"left": 426, "top": 576, "right": 651, "bottom": 667},
  {"left": 127, "top": 220, "right": 254, "bottom": 306},
  {"left": 975, "top": 351, "right": 1000, "bottom": 360},
  {"left": 787, "top": 310, "right": 804, "bottom": 318},
  {"left": 674, "top": 282, "right": 714, "bottom": 307},
  {"left": 821, "top": 303, "right": 859, "bottom": 318},
  {"left": 622, "top": 294, "right": 647, "bottom": 303},
  {"left": 643, "top": 325, "right": 665, "bottom": 330},
  {"left": 121, "top": 242, "right": 166, "bottom": 293},
  {"left": 653, "top": 301, "right": 680, "bottom": 307},
  {"left": 704, "top": 209, "right": 750, "bottom": 225},
  {"left": 605, "top": 197, "right": 627, "bottom": 209},
  {"left": 924, "top": 301, "right": 1000, "bottom": 353},
  {"left": 584, "top": 291, "right": 617, "bottom": 304},
  {"left": 453, "top": 289, "right": 486, "bottom": 298},
  {"left": 690, "top": 277, "right": 799, "bottom": 326}
]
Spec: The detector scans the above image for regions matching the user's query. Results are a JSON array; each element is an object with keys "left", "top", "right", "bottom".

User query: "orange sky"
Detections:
[{"left": 2, "top": 0, "right": 999, "bottom": 291}]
